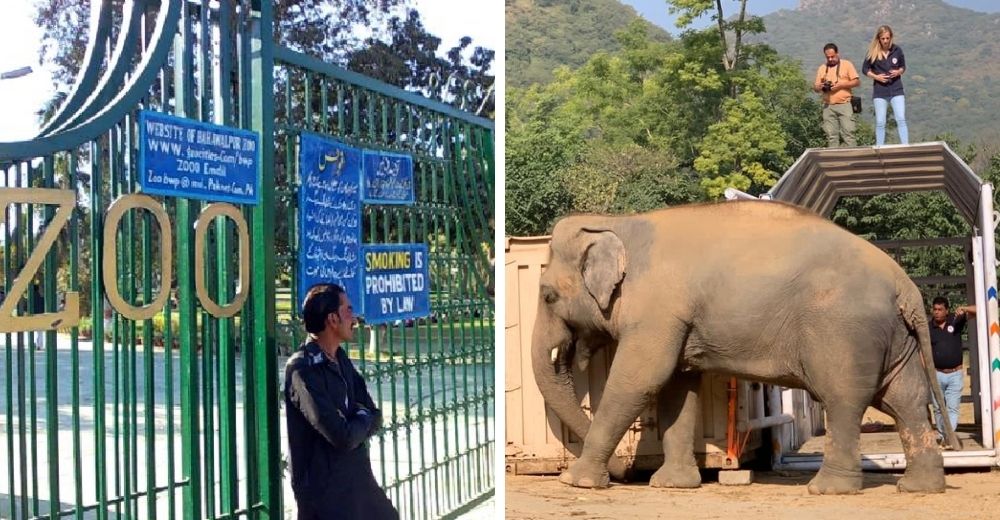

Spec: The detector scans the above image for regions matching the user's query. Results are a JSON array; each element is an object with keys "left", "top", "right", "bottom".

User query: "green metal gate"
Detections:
[{"left": 0, "top": 2, "right": 494, "bottom": 519}]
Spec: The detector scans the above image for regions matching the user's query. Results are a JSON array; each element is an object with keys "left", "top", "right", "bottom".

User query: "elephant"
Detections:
[{"left": 531, "top": 201, "right": 958, "bottom": 495}]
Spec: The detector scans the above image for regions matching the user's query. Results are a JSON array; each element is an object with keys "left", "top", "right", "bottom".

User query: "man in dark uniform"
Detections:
[
  {"left": 284, "top": 283, "right": 398, "bottom": 519},
  {"left": 928, "top": 296, "right": 976, "bottom": 446}
]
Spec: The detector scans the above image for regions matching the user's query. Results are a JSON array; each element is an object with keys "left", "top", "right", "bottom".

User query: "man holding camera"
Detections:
[{"left": 814, "top": 43, "right": 860, "bottom": 147}]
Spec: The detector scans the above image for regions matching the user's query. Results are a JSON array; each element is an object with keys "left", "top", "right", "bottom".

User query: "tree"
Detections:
[
  {"left": 694, "top": 90, "right": 786, "bottom": 197},
  {"left": 35, "top": 2, "right": 493, "bottom": 116},
  {"left": 505, "top": 84, "right": 580, "bottom": 236},
  {"left": 562, "top": 143, "right": 699, "bottom": 214},
  {"left": 346, "top": 9, "right": 495, "bottom": 117},
  {"left": 667, "top": 0, "right": 764, "bottom": 81},
  {"left": 35, "top": 1, "right": 406, "bottom": 86}
]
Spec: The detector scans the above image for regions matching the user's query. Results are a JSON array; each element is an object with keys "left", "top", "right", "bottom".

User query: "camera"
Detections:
[{"left": 821, "top": 80, "right": 834, "bottom": 92}]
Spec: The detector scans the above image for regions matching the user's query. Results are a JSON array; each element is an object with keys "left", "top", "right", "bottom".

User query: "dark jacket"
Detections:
[
  {"left": 284, "top": 341, "right": 398, "bottom": 519},
  {"left": 861, "top": 44, "right": 906, "bottom": 99}
]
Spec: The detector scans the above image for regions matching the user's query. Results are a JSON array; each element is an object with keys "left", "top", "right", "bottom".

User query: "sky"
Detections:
[
  {"left": 622, "top": 0, "right": 1000, "bottom": 35},
  {"left": 0, "top": 0, "right": 502, "bottom": 143}
]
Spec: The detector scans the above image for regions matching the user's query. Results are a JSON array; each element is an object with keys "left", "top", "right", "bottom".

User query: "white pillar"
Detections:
[
  {"left": 979, "top": 183, "right": 1000, "bottom": 451},
  {"left": 972, "top": 238, "right": 994, "bottom": 448}
]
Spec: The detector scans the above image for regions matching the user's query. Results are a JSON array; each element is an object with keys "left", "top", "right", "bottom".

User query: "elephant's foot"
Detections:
[
  {"left": 558, "top": 459, "right": 611, "bottom": 489},
  {"left": 897, "top": 471, "right": 945, "bottom": 493},
  {"left": 649, "top": 463, "right": 701, "bottom": 488},
  {"left": 897, "top": 452, "right": 945, "bottom": 493},
  {"left": 807, "top": 466, "right": 862, "bottom": 495}
]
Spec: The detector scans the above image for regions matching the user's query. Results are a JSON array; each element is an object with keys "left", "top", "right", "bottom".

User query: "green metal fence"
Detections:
[
  {"left": 0, "top": 1, "right": 494, "bottom": 519},
  {"left": 273, "top": 46, "right": 495, "bottom": 519}
]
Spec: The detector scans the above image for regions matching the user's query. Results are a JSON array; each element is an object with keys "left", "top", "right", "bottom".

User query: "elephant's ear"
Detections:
[{"left": 581, "top": 230, "right": 626, "bottom": 311}]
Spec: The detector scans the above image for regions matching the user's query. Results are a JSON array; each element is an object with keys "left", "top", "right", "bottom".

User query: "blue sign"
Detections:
[
  {"left": 298, "top": 133, "right": 363, "bottom": 307},
  {"left": 362, "top": 150, "right": 414, "bottom": 204},
  {"left": 138, "top": 110, "right": 260, "bottom": 205},
  {"left": 362, "top": 243, "right": 430, "bottom": 325}
]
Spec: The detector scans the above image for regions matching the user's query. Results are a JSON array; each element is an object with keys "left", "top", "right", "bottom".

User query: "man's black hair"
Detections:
[
  {"left": 824, "top": 43, "right": 838, "bottom": 53},
  {"left": 302, "top": 283, "right": 346, "bottom": 334},
  {"left": 932, "top": 296, "right": 950, "bottom": 308}
]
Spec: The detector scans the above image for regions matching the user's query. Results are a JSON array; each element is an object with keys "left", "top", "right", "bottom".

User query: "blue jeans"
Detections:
[
  {"left": 873, "top": 95, "right": 908, "bottom": 146},
  {"left": 933, "top": 368, "right": 963, "bottom": 437}
]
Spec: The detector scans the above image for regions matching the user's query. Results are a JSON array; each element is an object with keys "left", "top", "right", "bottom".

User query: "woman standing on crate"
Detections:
[{"left": 862, "top": 25, "right": 908, "bottom": 146}]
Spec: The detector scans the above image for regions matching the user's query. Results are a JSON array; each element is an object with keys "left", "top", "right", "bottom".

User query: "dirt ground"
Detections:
[
  {"left": 506, "top": 469, "right": 1000, "bottom": 519},
  {"left": 507, "top": 358, "right": 996, "bottom": 518}
]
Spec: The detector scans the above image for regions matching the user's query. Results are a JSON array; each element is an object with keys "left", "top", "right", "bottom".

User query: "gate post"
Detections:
[
  {"left": 174, "top": 2, "right": 202, "bottom": 519},
  {"left": 249, "top": 1, "right": 281, "bottom": 517}
]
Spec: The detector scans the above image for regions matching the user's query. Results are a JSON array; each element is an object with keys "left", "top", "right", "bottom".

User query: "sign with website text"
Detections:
[
  {"left": 138, "top": 110, "right": 259, "bottom": 205},
  {"left": 362, "top": 243, "right": 430, "bottom": 324}
]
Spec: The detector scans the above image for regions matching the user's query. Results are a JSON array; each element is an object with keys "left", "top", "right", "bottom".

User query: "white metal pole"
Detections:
[
  {"left": 979, "top": 183, "right": 1000, "bottom": 453},
  {"left": 781, "top": 387, "right": 796, "bottom": 449},
  {"left": 972, "top": 238, "right": 994, "bottom": 448}
]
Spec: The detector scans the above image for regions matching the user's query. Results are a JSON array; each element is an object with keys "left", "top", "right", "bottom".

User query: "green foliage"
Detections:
[
  {"left": 667, "top": 0, "right": 716, "bottom": 29},
  {"left": 36, "top": 1, "right": 408, "bottom": 88},
  {"left": 694, "top": 91, "right": 788, "bottom": 197},
  {"left": 831, "top": 190, "right": 970, "bottom": 282},
  {"left": 346, "top": 9, "right": 495, "bottom": 116},
  {"left": 563, "top": 143, "right": 699, "bottom": 214},
  {"left": 506, "top": 4, "right": 827, "bottom": 235},
  {"left": 504, "top": 86, "right": 579, "bottom": 235}
]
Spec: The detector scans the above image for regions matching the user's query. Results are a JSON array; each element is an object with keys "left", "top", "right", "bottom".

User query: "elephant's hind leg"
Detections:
[
  {"left": 804, "top": 350, "right": 883, "bottom": 495},
  {"left": 806, "top": 398, "right": 867, "bottom": 495},
  {"left": 559, "top": 328, "right": 686, "bottom": 489},
  {"left": 650, "top": 372, "right": 701, "bottom": 488},
  {"left": 874, "top": 360, "right": 945, "bottom": 493}
]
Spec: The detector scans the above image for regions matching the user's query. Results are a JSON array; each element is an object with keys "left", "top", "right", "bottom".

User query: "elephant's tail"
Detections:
[{"left": 898, "top": 283, "right": 962, "bottom": 450}]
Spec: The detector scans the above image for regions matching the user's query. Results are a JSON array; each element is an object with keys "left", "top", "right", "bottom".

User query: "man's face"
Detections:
[
  {"left": 932, "top": 303, "right": 948, "bottom": 323},
  {"left": 824, "top": 49, "right": 839, "bottom": 66},
  {"left": 326, "top": 292, "right": 356, "bottom": 340}
]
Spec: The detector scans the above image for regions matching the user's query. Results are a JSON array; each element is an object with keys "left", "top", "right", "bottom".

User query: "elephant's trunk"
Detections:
[{"left": 531, "top": 306, "right": 627, "bottom": 479}]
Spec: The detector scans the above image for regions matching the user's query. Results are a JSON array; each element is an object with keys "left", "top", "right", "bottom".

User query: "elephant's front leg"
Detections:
[
  {"left": 650, "top": 372, "right": 701, "bottom": 488},
  {"left": 559, "top": 330, "right": 684, "bottom": 488}
]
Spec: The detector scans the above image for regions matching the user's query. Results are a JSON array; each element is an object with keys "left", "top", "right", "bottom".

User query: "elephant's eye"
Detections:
[{"left": 542, "top": 286, "right": 559, "bottom": 304}]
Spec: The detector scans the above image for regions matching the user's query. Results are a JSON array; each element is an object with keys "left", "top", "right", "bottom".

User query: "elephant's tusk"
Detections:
[{"left": 551, "top": 347, "right": 559, "bottom": 364}]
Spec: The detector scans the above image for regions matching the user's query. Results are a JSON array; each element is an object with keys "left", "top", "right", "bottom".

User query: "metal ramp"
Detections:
[{"left": 726, "top": 142, "right": 1000, "bottom": 470}]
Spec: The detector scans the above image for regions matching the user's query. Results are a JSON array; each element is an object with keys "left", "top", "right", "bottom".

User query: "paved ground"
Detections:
[{"left": 0, "top": 333, "right": 493, "bottom": 519}]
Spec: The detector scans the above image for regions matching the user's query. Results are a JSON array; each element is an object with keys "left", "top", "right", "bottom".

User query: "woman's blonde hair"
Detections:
[{"left": 866, "top": 25, "right": 894, "bottom": 64}]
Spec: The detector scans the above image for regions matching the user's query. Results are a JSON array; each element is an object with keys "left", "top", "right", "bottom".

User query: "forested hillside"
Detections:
[{"left": 506, "top": 0, "right": 671, "bottom": 88}]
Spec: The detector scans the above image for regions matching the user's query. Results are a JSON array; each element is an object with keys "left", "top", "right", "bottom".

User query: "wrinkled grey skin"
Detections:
[{"left": 532, "top": 201, "right": 958, "bottom": 495}]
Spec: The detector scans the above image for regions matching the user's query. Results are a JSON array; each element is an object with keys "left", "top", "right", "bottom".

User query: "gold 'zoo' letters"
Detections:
[
  {"left": 0, "top": 188, "right": 80, "bottom": 333},
  {"left": 0, "top": 188, "right": 252, "bottom": 331},
  {"left": 194, "top": 203, "right": 250, "bottom": 318},
  {"left": 102, "top": 193, "right": 174, "bottom": 320}
]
